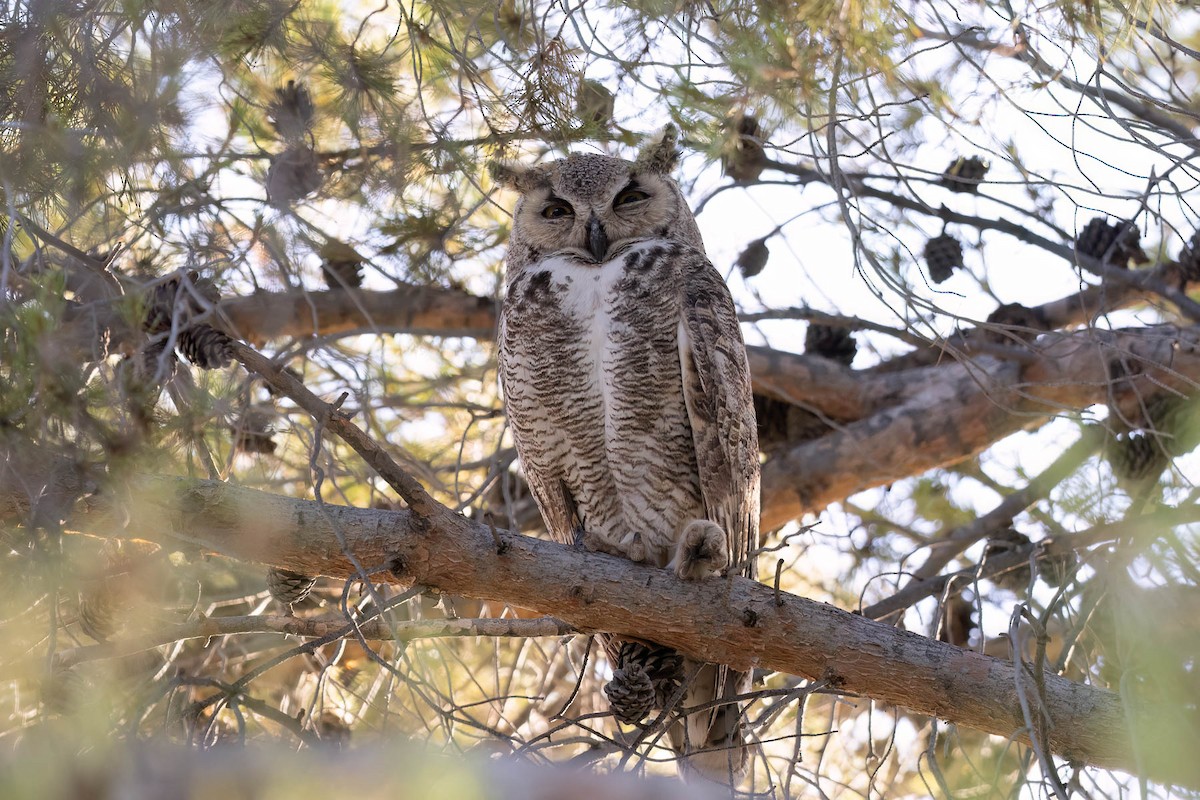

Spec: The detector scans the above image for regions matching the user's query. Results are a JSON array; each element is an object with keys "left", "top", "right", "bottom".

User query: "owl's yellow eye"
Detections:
[
  {"left": 541, "top": 200, "right": 574, "bottom": 219},
  {"left": 614, "top": 189, "right": 649, "bottom": 206}
]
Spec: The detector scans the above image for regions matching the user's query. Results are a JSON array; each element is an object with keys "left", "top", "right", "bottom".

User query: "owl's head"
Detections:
[{"left": 491, "top": 126, "right": 705, "bottom": 278}]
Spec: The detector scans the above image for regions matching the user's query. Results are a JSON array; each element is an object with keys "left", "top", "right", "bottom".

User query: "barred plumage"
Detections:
[{"left": 494, "top": 127, "right": 759, "bottom": 781}]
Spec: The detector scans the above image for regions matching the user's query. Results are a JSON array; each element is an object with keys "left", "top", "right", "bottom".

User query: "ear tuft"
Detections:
[
  {"left": 635, "top": 124, "right": 681, "bottom": 174},
  {"left": 488, "top": 160, "right": 541, "bottom": 193}
]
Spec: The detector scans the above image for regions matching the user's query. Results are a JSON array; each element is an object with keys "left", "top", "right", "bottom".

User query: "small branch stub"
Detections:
[
  {"left": 774, "top": 558, "right": 785, "bottom": 607},
  {"left": 486, "top": 513, "right": 508, "bottom": 555}
]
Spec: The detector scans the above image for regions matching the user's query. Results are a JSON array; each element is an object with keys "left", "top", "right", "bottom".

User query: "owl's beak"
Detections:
[{"left": 586, "top": 214, "right": 609, "bottom": 262}]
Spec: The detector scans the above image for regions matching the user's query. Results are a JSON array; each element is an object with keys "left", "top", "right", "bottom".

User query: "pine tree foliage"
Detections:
[{"left": 3, "top": 0, "right": 1200, "bottom": 796}]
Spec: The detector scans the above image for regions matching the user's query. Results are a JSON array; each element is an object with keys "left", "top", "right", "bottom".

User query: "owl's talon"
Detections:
[
  {"left": 618, "top": 531, "right": 648, "bottom": 562},
  {"left": 671, "top": 520, "right": 729, "bottom": 580}
]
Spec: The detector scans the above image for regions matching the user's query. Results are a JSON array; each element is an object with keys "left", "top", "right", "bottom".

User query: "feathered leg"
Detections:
[
  {"left": 669, "top": 659, "right": 750, "bottom": 782},
  {"left": 607, "top": 520, "right": 749, "bottom": 783}
]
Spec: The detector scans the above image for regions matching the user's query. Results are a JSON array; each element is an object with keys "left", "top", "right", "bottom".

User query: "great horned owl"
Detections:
[{"left": 492, "top": 126, "right": 760, "bottom": 781}]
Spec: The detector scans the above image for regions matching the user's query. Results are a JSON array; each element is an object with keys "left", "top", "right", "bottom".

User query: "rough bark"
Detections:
[
  {"left": 72, "top": 475, "right": 1198, "bottom": 788},
  {"left": 220, "top": 284, "right": 498, "bottom": 343},
  {"left": 760, "top": 325, "right": 1200, "bottom": 528}
]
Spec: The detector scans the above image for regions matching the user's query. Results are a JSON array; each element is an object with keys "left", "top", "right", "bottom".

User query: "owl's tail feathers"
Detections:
[
  {"left": 671, "top": 662, "right": 750, "bottom": 784},
  {"left": 602, "top": 641, "right": 749, "bottom": 783}
]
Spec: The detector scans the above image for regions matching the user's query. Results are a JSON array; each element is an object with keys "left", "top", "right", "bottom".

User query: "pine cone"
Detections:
[
  {"left": 940, "top": 156, "right": 989, "bottom": 193},
  {"left": 78, "top": 585, "right": 123, "bottom": 641},
  {"left": 268, "top": 80, "right": 315, "bottom": 142},
  {"left": 178, "top": 324, "right": 233, "bottom": 369},
  {"left": 234, "top": 429, "right": 277, "bottom": 455},
  {"left": 190, "top": 273, "right": 222, "bottom": 307},
  {"left": 143, "top": 276, "right": 184, "bottom": 335},
  {"left": 318, "top": 238, "right": 365, "bottom": 289},
  {"left": 41, "top": 666, "right": 86, "bottom": 715},
  {"left": 1075, "top": 217, "right": 1149, "bottom": 268},
  {"left": 1109, "top": 432, "right": 1167, "bottom": 482},
  {"left": 604, "top": 662, "right": 657, "bottom": 725},
  {"left": 142, "top": 271, "right": 220, "bottom": 334},
  {"left": 722, "top": 114, "right": 767, "bottom": 182},
  {"left": 985, "top": 302, "right": 1048, "bottom": 343},
  {"left": 924, "top": 233, "right": 964, "bottom": 283},
  {"left": 576, "top": 78, "right": 615, "bottom": 126},
  {"left": 267, "top": 567, "right": 317, "bottom": 608},
  {"left": 321, "top": 259, "right": 363, "bottom": 289},
  {"left": 267, "top": 145, "right": 322, "bottom": 208},
  {"left": 232, "top": 408, "right": 277, "bottom": 455},
  {"left": 938, "top": 594, "right": 975, "bottom": 647},
  {"left": 984, "top": 529, "right": 1033, "bottom": 591},
  {"left": 615, "top": 641, "right": 683, "bottom": 708},
  {"left": 805, "top": 324, "right": 857, "bottom": 366},
  {"left": 1178, "top": 229, "right": 1200, "bottom": 283},
  {"left": 735, "top": 237, "right": 769, "bottom": 278},
  {"left": 134, "top": 338, "right": 179, "bottom": 385}
]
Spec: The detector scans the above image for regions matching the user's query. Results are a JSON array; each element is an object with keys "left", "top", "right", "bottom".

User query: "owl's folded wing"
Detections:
[
  {"left": 677, "top": 252, "right": 761, "bottom": 580},
  {"left": 496, "top": 307, "right": 583, "bottom": 546}
]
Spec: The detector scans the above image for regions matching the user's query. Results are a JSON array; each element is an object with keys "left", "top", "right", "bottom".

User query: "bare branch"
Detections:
[{"left": 53, "top": 614, "right": 575, "bottom": 671}]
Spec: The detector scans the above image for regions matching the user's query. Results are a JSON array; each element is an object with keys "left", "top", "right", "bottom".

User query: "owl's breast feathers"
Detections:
[{"left": 499, "top": 240, "right": 760, "bottom": 575}]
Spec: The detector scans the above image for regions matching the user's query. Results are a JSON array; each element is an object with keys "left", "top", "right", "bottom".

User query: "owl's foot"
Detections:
[{"left": 669, "top": 520, "right": 729, "bottom": 580}]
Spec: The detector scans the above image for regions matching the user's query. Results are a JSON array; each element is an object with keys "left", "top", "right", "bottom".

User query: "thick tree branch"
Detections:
[
  {"left": 69, "top": 475, "right": 1198, "bottom": 787},
  {"left": 761, "top": 325, "right": 1200, "bottom": 528},
  {"left": 220, "top": 284, "right": 498, "bottom": 344},
  {"left": 35, "top": 283, "right": 1200, "bottom": 538}
]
